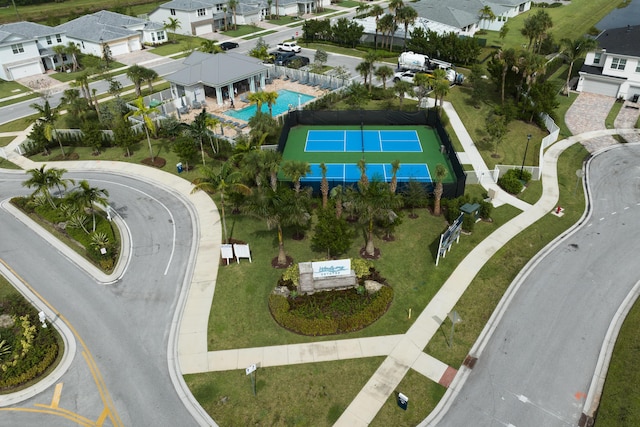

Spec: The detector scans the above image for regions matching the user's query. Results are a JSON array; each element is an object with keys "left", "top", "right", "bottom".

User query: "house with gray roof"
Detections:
[
  {"left": 0, "top": 21, "right": 68, "bottom": 80},
  {"left": 149, "top": 0, "right": 329, "bottom": 36},
  {"left": 165, "top": 50, "right": 269, "bottom": 107},
  {"left": 354, "top": 0, "right": 530, "bottom": 46},
  {"left": 577, "top": 25, "right": 640, "bottom": 100},
  {"left": 56, "top": 10, "right": 167, "bottom": 57}
]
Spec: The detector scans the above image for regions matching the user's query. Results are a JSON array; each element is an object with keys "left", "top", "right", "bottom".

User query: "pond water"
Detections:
[{"left": 595, "top": 0, "right": 640, "bottom": 31}]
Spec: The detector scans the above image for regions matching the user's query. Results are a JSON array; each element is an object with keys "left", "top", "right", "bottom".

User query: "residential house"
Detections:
[
  {"left": 165, "top": 50, "right": 269, "bottom": 107},
  {"left": 577, "top": 25, "right": 640, "bottom": 100},
  {"left": 0, "top": 22, "right": 68, "bottom": 81},
  {"left": 354, "top": 0, "right": 531, "bottom": 46},
  {"left": 149, "top": 0, "right": 329, "bottom": 36},
  {"left": 56, "top": 10, "right": 167, "bottom": 57}
]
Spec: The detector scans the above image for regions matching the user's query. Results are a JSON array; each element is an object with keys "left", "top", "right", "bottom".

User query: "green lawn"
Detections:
[
  {"left": 605, "top": 101, "right": 624, "bottom": 129},
  {"left": 220, "top": 25, "right": 264, "bottom": 38},
  {"left": 0, "top": 80, "right": 31, "bottom": 98},
  {"left": 149, "top": 34, "right": 210, "bottom": 56},
  {"left": 0, "top": 0, "right": 157, "bottom": 24},
  {"left": 50, "top": 61, "right": 127, "bottom": 83},
  {"left": 0, "top": 115, "right": 37, "bottom": 133}
]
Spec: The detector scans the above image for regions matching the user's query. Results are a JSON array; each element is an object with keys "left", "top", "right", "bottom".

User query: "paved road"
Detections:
[
  {"left": 430, "top": 144, "right": 640, "bottom": 426},
  {"left": 0, "top": 171, "right": 201, "bottom": 426}
]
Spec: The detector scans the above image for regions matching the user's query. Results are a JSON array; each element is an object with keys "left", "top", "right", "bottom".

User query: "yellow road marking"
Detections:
[
  {"left": 0, "top": 259, "right": 123, "bottom": 427},
  {"left": 33, "top": 404, "right": 95, "bottom": 425},
  {"left": 96, "top": 406, "right": 109, "bottom": 426},
  {"left": 50, "top": 382, "right": 63, "bottom": 408},
  {"left": 0, "top": 407, "right": 94, "bottom": 427}
]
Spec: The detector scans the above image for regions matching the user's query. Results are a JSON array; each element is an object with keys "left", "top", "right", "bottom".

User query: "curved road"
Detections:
[
  {"left": 0, "top": 171, "right": 201, "bottom": 426},
  {"left": 430, "top": 143, "right": 640, "bottom": 426}
]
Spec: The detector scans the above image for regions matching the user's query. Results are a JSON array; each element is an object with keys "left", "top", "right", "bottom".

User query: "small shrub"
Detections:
[
  {"left": 498, "top": 169, "right": 529, "bottom": 194},
  {"left": 462, "top": 214, "right": 475, "bottom": 232},
  {"left": 479, "top": 200, "right": 493, "bottom": 219}
]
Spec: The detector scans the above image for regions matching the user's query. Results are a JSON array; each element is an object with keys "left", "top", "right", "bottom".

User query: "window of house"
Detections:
[
  {"left": 636, "top": 62, "right": 640, "bottom": 73},
  {"left": 170, "top": 8, "right": 176, "bottom": 15},
  {"left": 215, "top": 4, "right": 223, "bottom": 12},
  {"left": 46, "top": 35, "right": 52, "bottom": 45},
  {"left": 593, "top": 53, "right": 601, "bottom": 64},
  {"left": 56, "top": 34, "right": 62, "bottom": 43},
  {"left": 62, "top": 54, "right": 68, "bottom": 61},
  {"left": 197, "top": 8, "right": 206, "bottom": 16},
  {"left": 53, "top": 56, "right": 58, "bottom": 64},
  {"left": 157, "top": 31, "right": 166, "bottom": 41},
  {"left": 11, "top": 43, "right": 24, "bottom": 54},
  {"left": 152, "top": 33, "right": 156, "bottom": 42},
  {"left": 611, "top": 57, "right": 627, "bottom": 70}
]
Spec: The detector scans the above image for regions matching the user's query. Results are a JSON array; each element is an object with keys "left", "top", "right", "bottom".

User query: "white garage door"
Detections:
[
  {"left": 8, "top": 61, "right": 42, "bottom": 80},
  {"left": 109, "top": 42, "right": 130, "bottom": 56},
  {"left": 194, "top": 24, "right": 212, "bottom": 35},
  {"left": 128, "top": 38, "right": 141, "bottom": 52},
  {"left": 582, "top": 78, "right": 619, "bottom": 97}
]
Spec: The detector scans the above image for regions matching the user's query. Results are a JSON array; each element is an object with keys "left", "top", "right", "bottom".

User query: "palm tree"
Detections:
[
  {"left": 71, "top": 180, "right": 110, "bottom": 232},
  {"left": 433, "top": 164, "right": 448, "bottom": 216},
  {"left": 200, "top": 40, "right": 222, "bottom": 54},
  {"left": 388, "top": 0, "right": 404, "bottom": 51},
  {"left": 370, "top": 5, "right": 384, "bottom": 49},
  {"left": 52, "top": 44, "right": 66, "bottom": 70},
  {"left": 430, "top": 68, "right": 450, "bottom": 108},
  {"left": 494, "top": 48, "right": 517, "bottom": 105},
  {"left": 263, "top": 91, "right": 279, "bottom": 117},
  {"left": 140, "top": 67, "right": 159, "bottom": 94},
  {"left": 397, "top": 6, "right": 418, "bottom": 48},
  {"left": 186, "top": 109, "right": 215, "bottom": 165},
  {"left": 356, "top": 61, "right": 370, "bottom": 87},
  {"left": 228, "top": 0, "right": 239, "bottom": 30},
  {"left": 561, "top": 37, "right": 598, "bottom": 96},
  {"left": 262, "top": 149, "right": 282, "bottom": 191},
  {"left": 353, "top": 180, "right": 401, "bottom": 257},
  {"left": 163, "top": 17, "right": 181, "bottom": 42},
  {"left": 478, "top": 5, "right": 496, "bottom": 25},
  {"left": 23, "top": 165, "right": 74, "bottom": 209},
  {"left": 320, "top": 162, "right": 329, "bottom": 208},
  {"left": 65, "top": 42, "right": 80, "bottom": 72},
  {"left": 247, "top": 186, "right": 299, "bottom": 266},
  {"left": 126, "top": 65, "right": 146, "bottom": 98},
  {"left": 378, "top": 14, "right": 396, "bottom": 51},
  {"left": 60, "top": 88, "right": 89, "bottom": 121},
  {"left": 191, "top": 161, "right": 251, "bottom": 243},
  {"left": 240, "top": 149, "right": 266, "bottom": 187},
  {"left": 280, "top": 160, "right": 310, "bottom": 193},
  {"left": 375, "top": 65, "right": 394, "bottom": 90},
  {"left": 357, "top": 158, "right": 368, "bottom": 188},
  {"left": 389, "top": 160, "right": 401, "bottom": 193},
  {"left": 30, "top": 100, "right": 64, "bottom": 157},
  {"left": 393, "top": 79, "right": 413, "bottom": 110},
  {"left": 247, "top": 91, "right": 267, "bottom": 113},
  {"left": 125, "top": 97, "right": 159, "bottom": 162},
  {"left": 364, "top": 51, "right": 379, "bottom": 92},
  {"left": 267, "top": 0, "right": 273, "bottom": 19},
  {"left": 330, "top": 184, "right": 344, "bottom": 219}
]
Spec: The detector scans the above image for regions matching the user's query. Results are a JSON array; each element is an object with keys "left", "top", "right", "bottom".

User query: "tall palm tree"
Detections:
[
  {"left": 263, "top": 91, "right": 279, "bottom": 117},
  {"left": 433, "top": 164, "right": 448, "bottom": 216},
  {"left": 163, "top": 17, "right": 181, "bottom": 42},
  {"left": 357, "top": 158, "right": 368, "bottom": 188},
  {"left": 228, "top": 0, "right": 239, "bottom": 30},
  {"left": 30, "top": 100, "right": 64, "bottom": 157},
  {"left": 320, "top": 162, "right": 329, "bottom": 208},
  {"left": 364, "top": 51, "right": 379, "bottom": 92},
  {"left": 280, "top": 160, "right": 310, "bottom": 193},
  {"left": 186, "top": 109, "right": 215, "bottom": 165},
  {"left": 330, "top": 184, "right": 344, "bottom": 219},
  {"left": 494, "top": 48, "right": 517, "bottom": 105},
  {"left": 52, "top": 44, "right": 66, "bottom": 70},
  {"left": 247, "top": 91, "right": 266, "bottom": 113},
  {"left": 378, "top": 14, "right": 395, "bottom": 51},
  {"left": 191, "top": 161, "right": 251, "bottom": 243},
  {"left": 478, "top": 5, "right": 496, "bottom": 25},
  {"left": 262, "top": 149, "right": 282, "bottom": 191},
  {"left": 126, "top": 65, "right": 146, "bottom": 98},
  {"left": 370, "top": 5, "right": 384, "bottom": 49},
  {"left": 140, "top": 67, "right": 159, "bottom": 94},
  {"left": 60, "top": 88, "right": 89, "bottom": 121},
  {"left": 71, "top": 180, "right": 110, "bottom": 232},
  {"left": 561, "top": 37, "right": 597, "bottom": 96},
  {"left": 65, "top": 42, "right": 81, "bottom": 72},
  {"left": 430, "top": 68, "right": 450, "bottom": 108},
  {"left": 389, "top": 160, "right": 401, "bottom": 193},
  {"left": 388, "top": 0, "right": 404, "bottom": 51},
  {"left": 356, "top": 61, "right": 370, "bottom": 86},
  {"left": 23, "top": 165, "right": 74, "bottom": 209},
  {"left": 397, "top": 6, "right": 418, "bottom": 48},
  {"left": 125, "top": 97, "right": 159, "bottom": 162},
  {"left": 375, "top": 65, "right": 394, "bottom": 90},
  {"left": 240, "top": 149, "right": 266, "bottom": 187}
]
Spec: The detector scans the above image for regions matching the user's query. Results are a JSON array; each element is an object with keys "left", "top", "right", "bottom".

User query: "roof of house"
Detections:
[
  {"left": 56, "top": 10, "right": 163, "bottom": 43},
  {"left": 157, "top": 0, "right": 215, "bottom": 11},
  {"left": 596, "top": 25, "right": 640, "bottom": 57},
  {"left": 411, "top": 0, "right": 522, "bottom": 29},
  {"left": 0, "top": 21, "right": 60, "bottom": 43},
  {"left": 166, "top": 51, "right": 267, "bottom": 87}
]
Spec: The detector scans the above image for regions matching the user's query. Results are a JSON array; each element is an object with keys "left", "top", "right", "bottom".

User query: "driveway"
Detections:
[{"left": 565, "top": 93, "right": 617, "bottom": 152}]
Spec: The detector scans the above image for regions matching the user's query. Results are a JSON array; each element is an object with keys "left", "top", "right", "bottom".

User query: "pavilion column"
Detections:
[
  {"left": 249, "top": 77, "right": 256, "bottom": 92},
  {"left": 215, "top": 87, "right": 223, "bottom": 105}
]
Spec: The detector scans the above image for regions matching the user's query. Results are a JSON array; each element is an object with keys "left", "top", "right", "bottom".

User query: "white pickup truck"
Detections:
[{"left": 277, "top": 41, "right": 301, "bottom": 52}]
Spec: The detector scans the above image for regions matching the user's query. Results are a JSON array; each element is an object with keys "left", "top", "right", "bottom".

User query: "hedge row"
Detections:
[
  {"left": 0, "top": 343, "right": 59, "bottom": 390},
  {"left": 268, "top": 286, "right": 394, "bottom": 336}
]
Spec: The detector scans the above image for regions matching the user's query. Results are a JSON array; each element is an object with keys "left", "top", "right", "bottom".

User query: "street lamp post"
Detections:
[{"left": 520, "top": 134, "right": 532, "bottom": 179}]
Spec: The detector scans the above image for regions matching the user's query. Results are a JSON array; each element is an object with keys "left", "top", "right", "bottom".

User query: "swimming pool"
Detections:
[{"left": 226, "top": 89, "right": 315, "bottom": 121}]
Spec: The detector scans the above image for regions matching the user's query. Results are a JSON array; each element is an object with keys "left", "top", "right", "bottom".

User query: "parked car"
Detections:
[
  {"left": 269, "top": 51, "right": 297, "bottom": 65},
  {"left": 277, "top": 41, "right": 301, "bottom": 52},
  {"left": 393, "top": 71, "right": 418, "bottom": 84},
  {"left": 220, "top": 41, "right": 239, "bottom": 51},
  {"left": 283, "top": 55, "right": 310, "bottom": 69}
]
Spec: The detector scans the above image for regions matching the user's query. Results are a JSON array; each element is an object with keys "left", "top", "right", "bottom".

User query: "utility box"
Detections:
[
  {"left": 460, "top": 203, "right": 480, "bottom": 221},
  {"left": 176, "top": 162, "right": 183, "bottom": 173}
]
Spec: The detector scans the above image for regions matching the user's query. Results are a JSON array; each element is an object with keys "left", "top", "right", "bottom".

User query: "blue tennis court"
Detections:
[
  {"left": 304, "top": 130, "right": 423, "bottom": 153},
  {"left": 305, "top": 163, "right": 432, "bottom": 182}
]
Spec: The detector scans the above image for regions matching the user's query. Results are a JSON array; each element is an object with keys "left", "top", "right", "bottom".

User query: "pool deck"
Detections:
[{"left": 178, "top": 77, "right": 328, "bottom": 136}]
